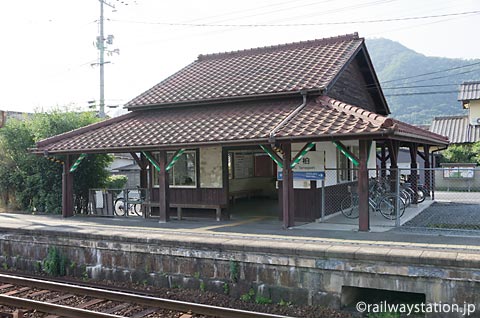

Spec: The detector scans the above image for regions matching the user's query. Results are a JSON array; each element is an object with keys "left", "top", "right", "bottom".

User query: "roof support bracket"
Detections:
[
  {"left": 142, "top": 151, "right": 161, "bottom": 172},
  {"left": 69, "top": 153, "right": 87, "bottom": 173},
  {"left": 130, "top": 152, "right": 147, "bottom": 169},
  {"left": 166, "top": 149, "right": 185, "bottom": 171},
  {"left": 259, "top": 145, "right": 283, "bottom": 169},
  {"left": 333, "top": 141, "right": 360, "bottom": 167},
  {"left": 291, "top": 142, "right": 315, "bottom": 169}
]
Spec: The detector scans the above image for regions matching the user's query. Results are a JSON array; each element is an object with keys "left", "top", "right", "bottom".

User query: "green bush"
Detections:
[
  {"left": 42, "top": 247, "right": 69, "bottom": 276},
  {"left": 0, "top": 110, "right": 112, "bottom": 213},
  {"left": 104, "top": 175, "right": 128, "bottom": 190}
]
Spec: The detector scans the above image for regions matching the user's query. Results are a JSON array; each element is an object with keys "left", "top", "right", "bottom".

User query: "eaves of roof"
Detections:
[{"left": 32, "top": 95, "right": 448, "bottom": 155}]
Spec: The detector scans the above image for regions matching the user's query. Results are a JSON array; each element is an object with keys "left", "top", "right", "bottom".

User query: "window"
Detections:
[
  {"left": 153, "top": 151, "right": 197, "bottom": 187},
  {"left": 168, "top": 151, "right": 196, "bottom": 187},
  {"left": 337, "top": 146, "right": 359, "bottom": 182}
]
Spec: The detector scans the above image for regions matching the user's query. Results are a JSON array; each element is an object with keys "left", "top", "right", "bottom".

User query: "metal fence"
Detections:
[
  {"left": 87, "top": 188, "right": 150, "bottom": 217},
  {"left": 322, "top": 167, "right": 480, "bottom": 232}
]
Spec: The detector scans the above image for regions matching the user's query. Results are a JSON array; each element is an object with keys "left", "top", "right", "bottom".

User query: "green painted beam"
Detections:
[
  {"left": 166, "top": 149, "right": 185, "bottom": 171},
  {"left": 259, "top": 145, "right": 283, "bottom": 169},
  {"left": 142, "top": 151, "right": 161, "bottom": 172},
  {"left": 333, "top": 141, "right": 360, "bottom": 167},
  {"left": 290, "top": 142, "right": 315, "bottom": 169},
  {"left": 69, "top": 154, "right": 87, "bottom": 173}
]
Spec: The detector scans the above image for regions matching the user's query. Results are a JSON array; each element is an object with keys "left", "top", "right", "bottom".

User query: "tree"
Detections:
[
  {"left": 0, "top": 109, "right": 112, "bottom": 214},
  {"left": 440, "top": 142, "right": 480, "bottom": 165}
]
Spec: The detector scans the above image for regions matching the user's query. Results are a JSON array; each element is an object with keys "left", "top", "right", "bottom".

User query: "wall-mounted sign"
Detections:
[
  {"left": 443, "top": 167, "right": 475, "bottom": 179},
  {"left": 292, "top": 151, "right": 324, "bottom": 172},
  {"left": 277, "top": 171, "right": 325, "bottom": 181},
  {"left": 234, "top": 153, "right": 254, "bottom": 179}
]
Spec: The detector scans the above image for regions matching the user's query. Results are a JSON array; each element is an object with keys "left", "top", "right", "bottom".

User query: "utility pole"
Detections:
[
  {"left": 99, "top": 0, "right": 106, "bottom": 118},
  {"left": 96, "top": 0, "right": 120, "bottom": 118}
]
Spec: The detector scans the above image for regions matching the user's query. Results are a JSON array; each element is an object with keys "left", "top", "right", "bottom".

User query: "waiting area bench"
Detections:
[
  {"left": 229, "top": 189, "right": 262, "bottom": 204},
  {"left": 170, "top": 203, "right": 228, "bottom": 221}
]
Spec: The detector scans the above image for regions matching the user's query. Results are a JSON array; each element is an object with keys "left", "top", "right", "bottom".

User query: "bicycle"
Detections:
[
  {"left": 114, "top": 188, "right": 145, "bottom": 217},
  {"left": 340, "top": 183, "right": 406, "bottom": 220}
]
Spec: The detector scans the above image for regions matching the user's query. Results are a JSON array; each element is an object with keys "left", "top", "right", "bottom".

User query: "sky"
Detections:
[{"left": 0, "top": 0, "right": 478, "bottom": 115}]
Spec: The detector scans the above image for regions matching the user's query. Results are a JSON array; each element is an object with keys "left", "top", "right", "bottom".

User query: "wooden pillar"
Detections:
[
  {"left": 387, "top": 141, "right": 399, "bottom": 193},
  {"left": 423, "top": 145, "right": 431, "bottom": 196},
  {"left": 157, "top": 150, "right": 170, "bottom": 223},
  {"left": 380, "top": 143, "right": 387, "bottom": 179},
  {"left": 282, "top": 142, "right": 294, "bottom": 229},
  {"left": 409, "top": 143, "right": 419, "bottom": 204},
  {"left": 139, "top": 153, "right": 148, "bottom": 189},
  {"left": 358, "top": 140, "right": 370, "bottom": 232},
  {"left": 62, "top": 155, "right": 74, "bottom": 218}
]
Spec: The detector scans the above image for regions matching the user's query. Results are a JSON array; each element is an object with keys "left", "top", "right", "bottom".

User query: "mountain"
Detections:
[{"left": 365, "top": 38, "right": 480, "bottom": 124}]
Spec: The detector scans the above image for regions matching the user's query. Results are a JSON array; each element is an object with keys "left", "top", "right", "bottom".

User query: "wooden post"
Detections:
[
  {"left": 139, "top": 153, "right": 148, "bottom": 189},
  {"left": 358, "top": 140, "right": 370, "bottom": 232},
  {"left": 409, "top": 143, "right": 418, "bottom": 204},
  {"left": 423, "top": 145, "right": 431, "bottom": 196},
  {"left": 62, "top": 155, "right": 74, "bottom": 217},
  {"left": 158, "top": 150, "right": 170, "bottom": 223},
  {"left": 380, "top": 143, "right": 387, "bottom": 179},
  {"left": 387, "top": 141, "right": 399, "bottom": 193},
  {"left": 282, "top": 143, "right": 294, "bottom": 229}
]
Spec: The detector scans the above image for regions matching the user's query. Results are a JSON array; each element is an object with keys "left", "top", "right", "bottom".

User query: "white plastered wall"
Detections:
[{"left": 199, "top": 146, "right": 223, "bottom": 188}]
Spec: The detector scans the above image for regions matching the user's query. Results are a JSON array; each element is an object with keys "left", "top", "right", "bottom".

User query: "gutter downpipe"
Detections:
[
  {"left": 268, "top": 92, "right": 308, "bottom": 143},
  {"left": 267, "top": 92, "right": 308, "bottom": 229},
  {"left": 430, "top": 145, "right": 448, "bottom": 200}
]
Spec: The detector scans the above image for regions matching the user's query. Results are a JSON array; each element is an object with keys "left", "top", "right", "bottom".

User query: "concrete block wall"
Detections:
[{"left": 0, "top": 229, "right": 479, "bottom": 316}]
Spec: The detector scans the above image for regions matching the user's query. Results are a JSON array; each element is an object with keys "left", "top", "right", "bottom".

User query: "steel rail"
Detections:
[
  {"left": 0, "top": 294, "right": 125, "bottom": 318},
  {"left": 0, "top": 273, "right": 295, "bottom": 318}
]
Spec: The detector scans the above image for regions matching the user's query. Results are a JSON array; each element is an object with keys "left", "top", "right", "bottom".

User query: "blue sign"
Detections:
[{"left": 277, "top": 171, "right": 325, "bottom": 181}]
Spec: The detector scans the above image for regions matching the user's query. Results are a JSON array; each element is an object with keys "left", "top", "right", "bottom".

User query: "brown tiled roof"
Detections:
[
  {"left": 34, "top": 96, "right": 448, "bottom": 154},
  {"left": 458, "top": 81, "right": 480, "bottom": 101},
  {"left": 430, "top": 115, "right": 480, "bottom": 143},
  {"left": 126, "top": 34, "right": 363, "bottom": 109}
]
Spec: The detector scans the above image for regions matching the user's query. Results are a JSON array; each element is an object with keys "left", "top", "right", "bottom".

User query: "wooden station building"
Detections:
[{"left": 32, "top": 33, "right": 448, "bottom": 231}]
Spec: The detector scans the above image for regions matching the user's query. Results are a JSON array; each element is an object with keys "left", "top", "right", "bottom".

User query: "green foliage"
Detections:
[
  {"left": 255, "top": 296, "right": 273, "bottom": 304},
  {"left": 278, "top": 299, "right": 292, "bottom": 306},
  {"left": 104, "top": 175, "right": 128, "bottom": 190},
  {"left": 81, "top": 265, "right": 89, "bottom": 281},
  {"left": 200, "top": 281, "right": 206, "bottom": 292},
  {"left": 240, "top": 288, "right": 255, "bottom": 302},
  {"left": 42, "top": 247, "right": 69, "bottom": 276},
  {"left": 0, "top": 109, "right": 112, "bottom": 213},
  {"left": 223, "top": 282, "right": 230, "bottom": 295},
  {"left": 440, "top": 142, "right": 480, "bottom": 164},
  {"left": 367, "top": 38, "right": 480, "bottom": 124},
  {"left": 229, "top": 260, "right": 239, "bottom": 283}
]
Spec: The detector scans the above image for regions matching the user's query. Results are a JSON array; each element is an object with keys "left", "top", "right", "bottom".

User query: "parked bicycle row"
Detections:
[{"left": 340, "top": 176, "right": 429, "bottom": 220}]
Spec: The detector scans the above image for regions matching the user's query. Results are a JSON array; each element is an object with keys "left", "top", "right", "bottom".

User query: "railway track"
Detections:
[{"left": 0, "top": 273, "right": 295, "bottom": 318}]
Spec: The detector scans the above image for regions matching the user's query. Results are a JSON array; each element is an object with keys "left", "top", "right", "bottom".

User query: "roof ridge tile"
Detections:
[
  {"left": 317, "top": 95, "right": 390, "bottom": 128},
  {"left": 197, "top": 33, "right": 361, "bottom": 61}
]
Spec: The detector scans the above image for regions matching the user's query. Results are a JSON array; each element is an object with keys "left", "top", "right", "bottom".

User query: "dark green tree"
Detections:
[
  {"left": 0, "top": 110, "right": 112, "bottom": 214},
  {"left": 440, "top": 142, "right": 480, "bottom": 164}
]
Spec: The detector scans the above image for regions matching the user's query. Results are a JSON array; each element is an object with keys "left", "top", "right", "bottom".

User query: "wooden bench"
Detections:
[
  {"left": 170, "top": 203, "right": 228, "bottom": 221},
  {"left": 229, "top": 189, "right": 262, "bottom": 204}
]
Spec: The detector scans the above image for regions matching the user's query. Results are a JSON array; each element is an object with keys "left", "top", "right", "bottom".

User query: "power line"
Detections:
[
  {"left": 382, "top": 84, "right": 460, "bottom": 90},
  {"left": 109, "top": 10, "right": 480, "bottom": 27},
  {"left": 378, "top": 61, "right": 480, "bottom": 85},
  {"left": 385, "top": 91, "right": 458, "bottom": 96},
  {"left": 384, "top": 89, "right": 480, "bottom": 97},
  {"left": 401, "top": 68, "right": 480, "bottom": 84}
]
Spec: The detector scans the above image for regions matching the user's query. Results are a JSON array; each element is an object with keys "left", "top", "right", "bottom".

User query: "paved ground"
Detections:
[
  {"left": 404, "top": 202, "right": 480, "bottom": 230},
  {"left": 1, "top": 204, "right": 480, "bottom": 253}
]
